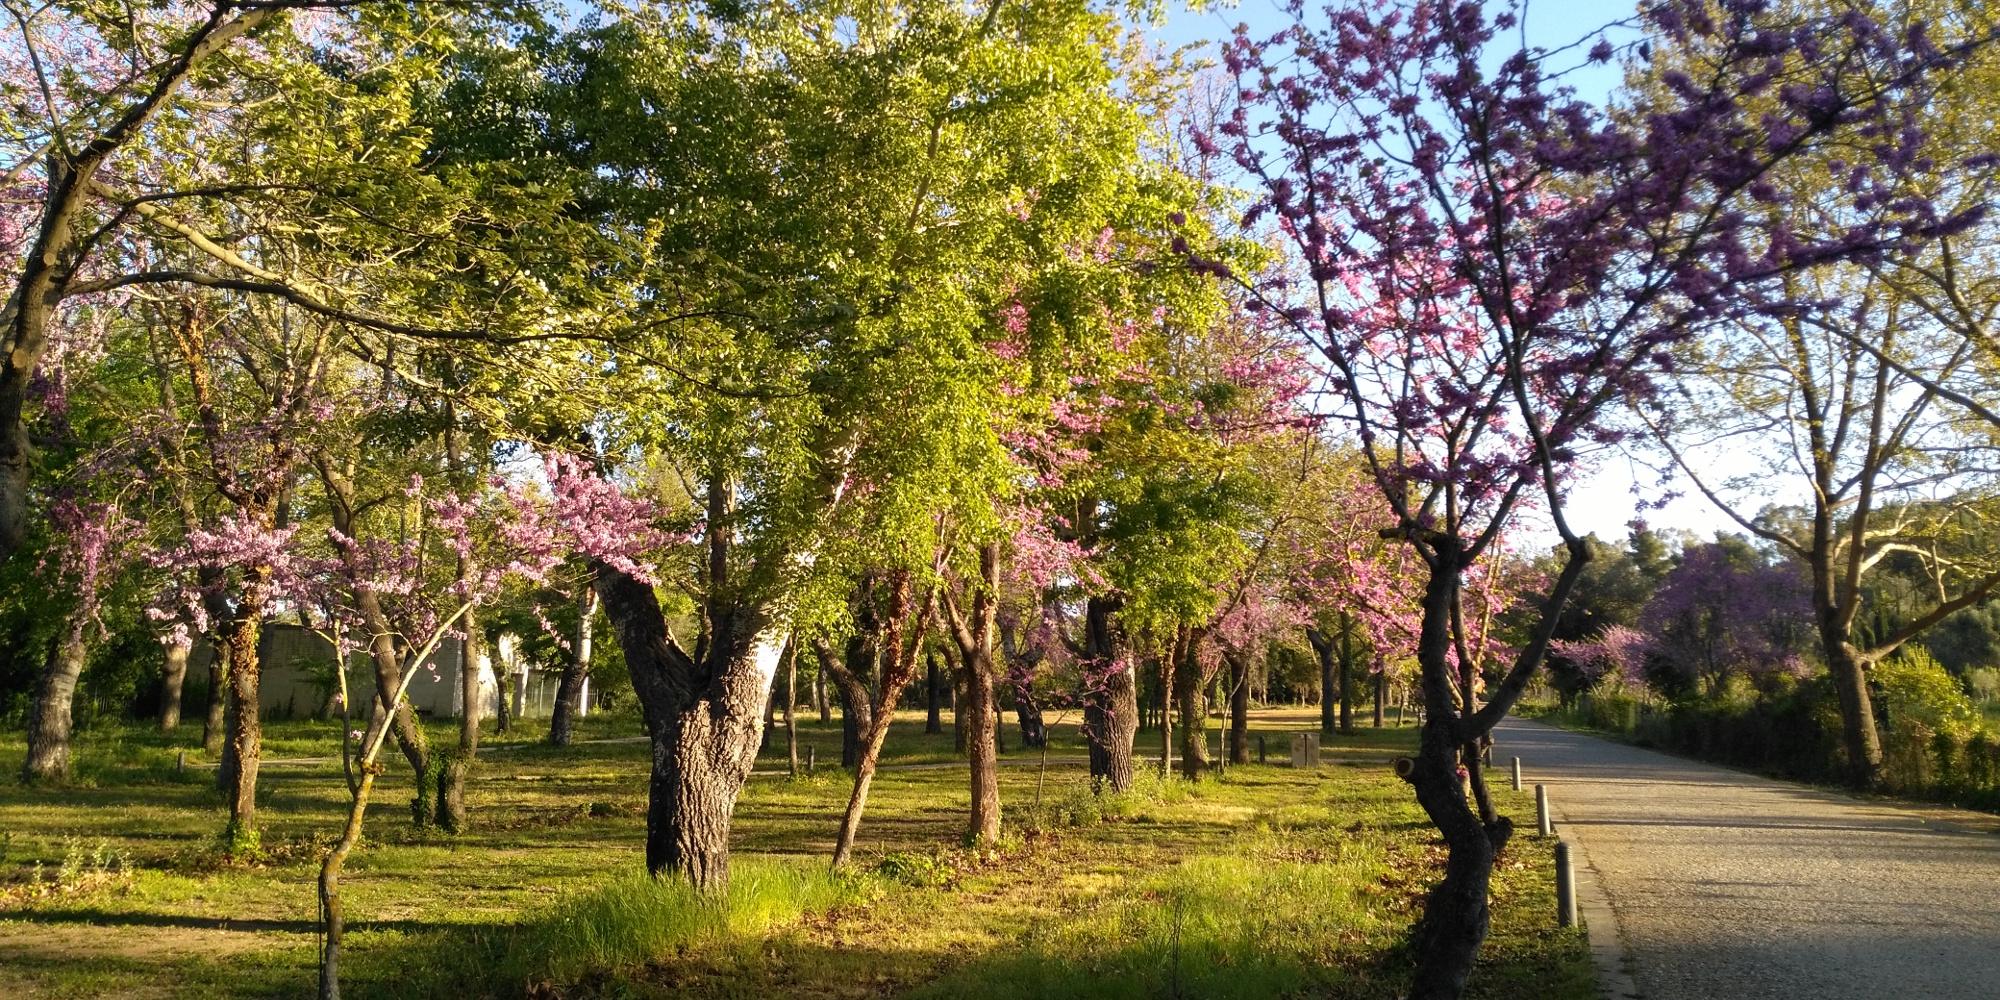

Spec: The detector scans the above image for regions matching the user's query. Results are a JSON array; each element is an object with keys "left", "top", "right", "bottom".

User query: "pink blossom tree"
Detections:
[{"left": 1205, "top": 0, "right": 1984, "bottom": 993}]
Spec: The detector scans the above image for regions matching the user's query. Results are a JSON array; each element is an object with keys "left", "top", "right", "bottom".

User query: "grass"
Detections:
[{"left": 0, "top": 704, "right": 1591, "bottom": 999}]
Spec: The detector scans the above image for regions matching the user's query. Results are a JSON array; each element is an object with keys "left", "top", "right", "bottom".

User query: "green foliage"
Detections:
[{"left": 1876, "top": 646, "right": 1982, "bottom": 740}]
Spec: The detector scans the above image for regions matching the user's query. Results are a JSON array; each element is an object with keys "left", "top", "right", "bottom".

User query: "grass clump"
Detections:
[{"left": 390, "top": 857, "right": 870, "bottom": 996}]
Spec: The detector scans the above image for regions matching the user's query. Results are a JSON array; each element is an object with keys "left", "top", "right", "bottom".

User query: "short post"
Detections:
[
  {"left": 1257, "top": 734, "right": 1267, "bottom": 764},
  {"left": 1536, "top": 783, "right": 1553, "bottom": 836},
  {"left": 1511, "top": 756, "right": 1522, "bottom": 791},
  {"left": 176, "top": 749, "right": 186, "bottom": 774},
  {"left": 1555, "top": 840, "right": 1578, "bottom": 928},
  {"left": 807, "top": 745, "right": 816, "bottom": 775}
]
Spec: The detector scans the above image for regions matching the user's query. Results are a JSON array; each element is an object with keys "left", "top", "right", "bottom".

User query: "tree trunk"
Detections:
[
  {"left": 1013, "top": 686, "right": 1046, "bottom": 749},
  {"left": 1338, "top": 617, "right": 1356, "bottom": 734},
  {"left": 785, "top": 644, "right": 799, "bottom": 777},
  {"left": 952, "top": 651, "right": 969, "bottom": 754},
  {"left": 318, "top": 755, "right": 378, "bottom": 1000},
  {"left": 436, "top": 607, "right": 482, "bottom": 834},
  {"left": 1374, "top": 670, "right": 1387, "bottom": 728},
  {"left": 831, "top": 716, "right": 893, "bottom": 868},
  {"left": 159, "top": 640, "right": 190, "bottom": 732},
  {"left": 221, "top": 605, "right": 265, "bottom": 850},
  {"left": 1315, "top": 631, "right": 1337, "bottom": 735},
  {"left": 965, "top": 656, "right": 1001, "bottom": 844},
  {"left": 203, "top": 641, "right": 229, "bottom": 754},
  {"left": 22, "top": 624, "right": 87, "bottom": 782},
  {"left": 1082, "top": 595, "right": 1135, "bottom": 792},
  {"left": 1228, "top": 651, "right": 1249, "bottom": 765},
  {"left": 925, "top": 651, "right": 943, "bottom": 735},
  {"left": 1824, "top": 635, "right": 1883, "bottom": 787},
  {"left": 814, "top": 660, "right": 829, "bottom": 723},
  {"left": 640, "top": 707, "right": 760, "bottom": 891},
  {"left": 1157, "top": 654, "right": 1173, "bottom": 778},
  {"left": 828, "top": 638, "right": 873, "bottom": 770},
  {"left": 1174, "top": 637, "right": 1208, "bottom": 781},
  {"left": 549, "top": 584, "right": 598, "bottom": 747}
]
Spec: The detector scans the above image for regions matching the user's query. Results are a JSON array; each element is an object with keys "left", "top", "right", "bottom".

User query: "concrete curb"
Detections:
[{"left": 1549, "top": 796, "right": 1643, "bottom": 1000}]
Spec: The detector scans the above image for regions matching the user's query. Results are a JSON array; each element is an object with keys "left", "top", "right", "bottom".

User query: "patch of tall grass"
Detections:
[{"left": 381, "top": 856, "right": 870, "bottom": 996}]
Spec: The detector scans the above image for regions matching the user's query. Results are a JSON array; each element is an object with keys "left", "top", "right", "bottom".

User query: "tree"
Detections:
[{"left": 1208, "top": 1, "right": 1978, "bottom": 993}]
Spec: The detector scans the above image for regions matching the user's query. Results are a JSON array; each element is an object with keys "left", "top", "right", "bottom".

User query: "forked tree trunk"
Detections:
[
  {"left": 22, "top": 625, "right": 87, "bottom": 782},
  {"left": 159, "top": 640, "right": 191, "bottom": 732}
]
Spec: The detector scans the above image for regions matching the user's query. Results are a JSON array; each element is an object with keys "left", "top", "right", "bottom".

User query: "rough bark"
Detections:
[
  {"left": 549, "top": 583, "right": 598, "bottom": 747},
  {"left": 1174, "top": 629, "right": 1209, "bottom": 781},
  {"left": 1013, "top": 686, "right": 1046, "bottom": 749},
  {"left": 159, "top": 640, "right": 191, "bottom": 732},
  {"left": 221, "top": 600, "right": 265, "bottom": 849},
  {"left": 942, "top": 543, "right": 1003, "bottom": 846},
  {"left": 1823, "top": 634, "right": 1883, "bottom": 786},
  {"left": 1082, "top": 594, "right": 1136, "bottom": 792},
  {"left": 827, "top": 636, "right": 874, "bottom": 770},
  {"left": 594, "top": 560, "right": 781, "bottom": 892},
  {"left": 22, "top": 624, "right": 87, "bottom": 782}
]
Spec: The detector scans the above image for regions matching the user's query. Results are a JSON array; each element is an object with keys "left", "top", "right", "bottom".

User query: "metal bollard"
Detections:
[
  {"left": 1536, "top": 783, "right": 1553, "bottom": 836},
  {"left": 807, "top": 745, "right": 816, "bottom": 775},
  {"left": 1555, "top": 840, "right": 1578, "bottom": 928},
  {"left": 1511, "top": 756, "right": 1522, "bottom": 791}
]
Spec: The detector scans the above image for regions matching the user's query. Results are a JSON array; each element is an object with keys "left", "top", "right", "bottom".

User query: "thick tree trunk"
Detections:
[
  {"left": 549, "top": 585, "right": 598, "bottom": 747},
  {"left": 1228, "top": 651, "right": 1249, "bottom": 765},
  {"left": 203, "top": 641, "right": 229, "bottom": 754},
  {"left": 640, "top": 712, "right": 758, "bottom": 891},
  {"left": 159, "top": 640, "right": 190, "bottom": 732},
  {"left": 1174, "top": 640, "right": 1208, "bottom": 781},
  {"left": 1082, "top": 595, "right": 1136, "bottom": 792},
  {"left": 1315, "top": 632, "right": 1337, "bottom": 735},
  {"left": 924, "top": 652, "right": 943, "bottom": 735},
  {"left": 1824, "top": 634, "right": 1883, "bottom": 786},
  {"left": 22, "top": 625, "right": 87, "bottom": 782}
]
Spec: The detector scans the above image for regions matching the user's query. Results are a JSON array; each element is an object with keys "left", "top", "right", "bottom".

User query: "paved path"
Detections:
[{"left": 1498, "top": 718, "right": 2000, "bottom": 1000}]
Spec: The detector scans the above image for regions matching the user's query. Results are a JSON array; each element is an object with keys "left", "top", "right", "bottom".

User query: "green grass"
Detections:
[{"left": 0, "top": 705, "right": 1591, "bottom": 999}]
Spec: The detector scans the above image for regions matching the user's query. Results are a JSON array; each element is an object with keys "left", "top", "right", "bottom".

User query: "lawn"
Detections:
[{"left": 0, "top": 705, "right": 1592, "bottom": 999}]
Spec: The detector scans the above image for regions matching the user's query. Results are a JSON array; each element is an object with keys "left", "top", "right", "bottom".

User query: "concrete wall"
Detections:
[{"left": 189, "top": 623, "right": 501, "bottom": 721}]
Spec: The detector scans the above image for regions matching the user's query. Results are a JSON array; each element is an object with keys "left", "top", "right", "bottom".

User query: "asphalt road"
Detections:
[{"left": 1498, "top": 718, "right": 2000, "bottom": 1000}]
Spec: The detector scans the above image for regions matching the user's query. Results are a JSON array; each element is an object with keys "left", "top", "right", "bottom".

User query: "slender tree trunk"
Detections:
[
  {"left": 1374, "top": 671, "right": 1387, "bottom": 728},
  {"left": 1309, "top": 627, "right": 1337, "bottom": 735},
  {"left": 318, "top": 760, "right": 376, "bottom": 1000},
  {"left": 1338, "top": 616, "right": 1356, "bottom": 734},
  {"left": 159, "top": 640, "right": 190, "bottom": 732},
  {"left": 1157, "top": 654, "right": 1173, "bottom": 778},
  {"left": 952, "top": 651, "right": 969, "bottom": 754},
  {"left": 831, "top": 716, "right": 893, "bottom": 867},
  {"left": 203, "top": 641, "right": 229, "bottom": 754},
  {"left": 785, "top": 644, "right": 799, "bottom": 777},
  {"left": 1228, "top": 651, "right": 1249, "bottom": 765},
  {"left": 549, "top": 584, "right": 598, "bottom": 747},
  {"left": 814, "top": 661, "right": 830, "bottom": 723},
  {"left": 925, "top": 651, "right": 943, "bottom": 735},
  {"left": 437, "top": 609, "right": 482, "bottom": 833},
  {"left": 22, "top": 624, "right": 86, "bottom": 782}
]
